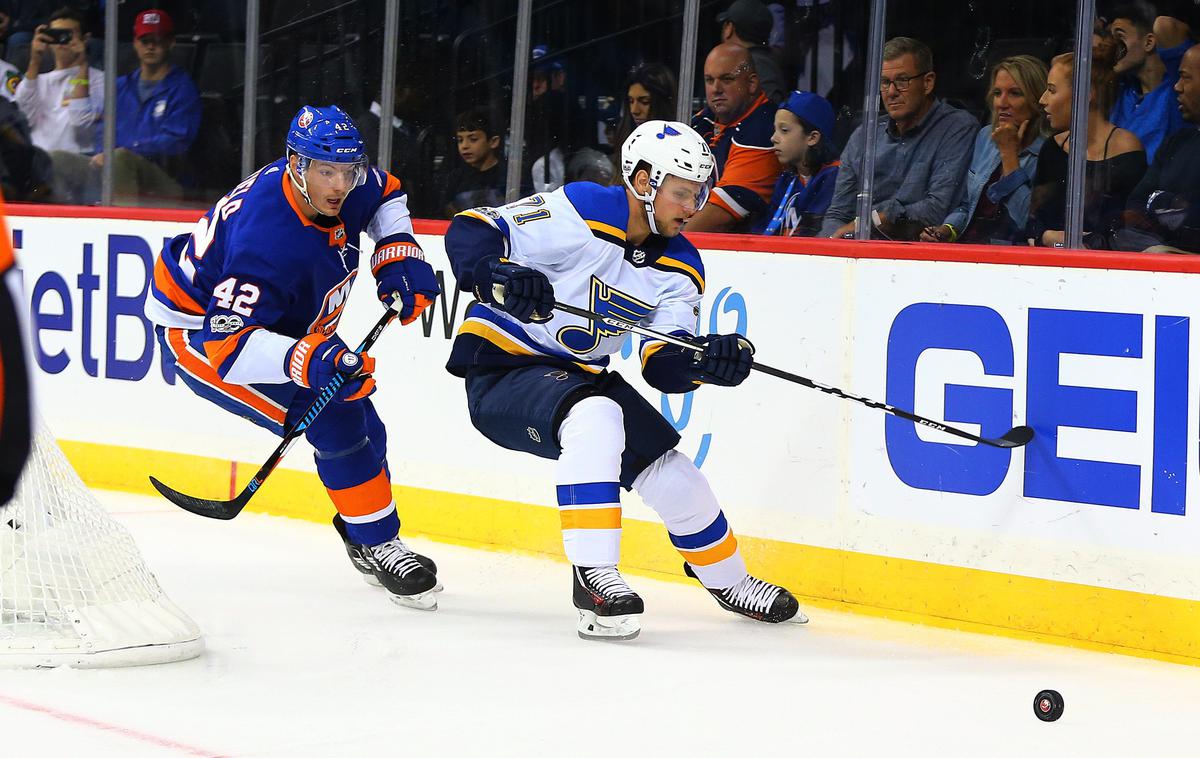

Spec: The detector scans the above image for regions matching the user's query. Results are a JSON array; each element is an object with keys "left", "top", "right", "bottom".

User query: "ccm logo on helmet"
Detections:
[
  {"left": 335, "top": 147, "right": 358, "bottom": 153},
  {"left": 298, "top": 109, "right": 313, "bottom": 129}
]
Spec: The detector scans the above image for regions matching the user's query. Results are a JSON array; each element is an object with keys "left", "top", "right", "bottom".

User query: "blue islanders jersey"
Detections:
[
  {"left": 145, "top": 158, "right": 418, "bottom": 385},
  {"left": 444, "top": 182, "right": 706, "bottom": 388}
]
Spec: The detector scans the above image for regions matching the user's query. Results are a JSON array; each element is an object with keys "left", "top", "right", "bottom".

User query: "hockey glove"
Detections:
[
  {"left": 286, "top": 332, "right": 376, "bottom": 402},
  {"left": 371, "top": 240, "right": 440, "bottom": 325},
  {"left": 473, "top": 257, "right": 554, "bottom": 323},
  {"left": 689, "top": 333, "right": 755, "bottom": 387}
]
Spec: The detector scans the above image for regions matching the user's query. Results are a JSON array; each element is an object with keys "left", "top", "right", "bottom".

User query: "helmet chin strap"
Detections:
[
  {"left": 286, "top": 154, "right": 321, "bottom": 215},
  {"left": 625, "top": 177, "right": 662, "bottom": 236}
]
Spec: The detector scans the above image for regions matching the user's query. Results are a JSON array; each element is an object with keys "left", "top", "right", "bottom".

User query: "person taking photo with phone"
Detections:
[{"left": 14, "top": 6, "right": 103, "bottom": 167}]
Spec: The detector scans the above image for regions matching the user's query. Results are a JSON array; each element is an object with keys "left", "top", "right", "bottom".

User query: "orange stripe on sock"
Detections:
[
  {"left": 680, "top": 532, "right": 739, "bottom": 566},
  {"left": 327, "top": 467, "right": 392, "bottom": 517},
  {"left": 560, "top": 507, "right": 622, "bottom": 530},
  {"left": 166, "top": 328, "right": 285, "bottom": 425}
]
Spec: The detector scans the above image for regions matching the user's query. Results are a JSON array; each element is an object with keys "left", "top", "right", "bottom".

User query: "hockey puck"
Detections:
[{"left": 1033, "top": 689, "right": 1064, "bottom": 722}]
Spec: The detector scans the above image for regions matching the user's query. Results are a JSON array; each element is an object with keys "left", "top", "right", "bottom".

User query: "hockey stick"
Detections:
[
  {"left": 149, "top": 301, "right": 403, "bottom": 520},
  {"left": 553, "top": 301, "right": 1034, "bottom": 449}
]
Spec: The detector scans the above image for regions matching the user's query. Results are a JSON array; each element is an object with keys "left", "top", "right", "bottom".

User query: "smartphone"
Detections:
[{"left": 43, "top": 27, "right": 73, "bottom": 45}]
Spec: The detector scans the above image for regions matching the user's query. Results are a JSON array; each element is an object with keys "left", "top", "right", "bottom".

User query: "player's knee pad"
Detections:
[
  {"left": 304, "top": 399, "right": 369, "bottom": 456},
  {"left": 558, "top": 395, "right": 625, "bottom": 458},
  {"left": 632, "top": 449, "right": 721, "bottom": 532},
  {"left": 362, "top": 399, "right": 388, "bottom": 461}
]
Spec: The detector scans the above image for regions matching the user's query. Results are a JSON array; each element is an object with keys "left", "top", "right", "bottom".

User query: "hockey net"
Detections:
[{"left": 0, "top": 421, "right": 203, "bottom": 668}]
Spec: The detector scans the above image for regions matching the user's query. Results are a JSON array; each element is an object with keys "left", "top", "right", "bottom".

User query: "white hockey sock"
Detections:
[
  {"left": 633, "top": 450, "right": 748, "bottom": 589},
  {"left": 556, "top": 396, "right": 624, "bottom": 566}
]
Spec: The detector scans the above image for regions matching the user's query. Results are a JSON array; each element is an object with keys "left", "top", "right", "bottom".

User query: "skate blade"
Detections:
[
  {"left": 788, "top": 609, "right": 810, "bottom": 624},
  {"left": 388, "top": 590, "right": 438, "bottom": 612},
  {"left": 363, "top": 573, "right": 444, "bottom": 593},
  {"left": 576, "top": 610, "right": 640, "bottom": 641}
]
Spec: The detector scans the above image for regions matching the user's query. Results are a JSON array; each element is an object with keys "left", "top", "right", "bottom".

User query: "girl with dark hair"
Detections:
[
  {"left": 610, "top": 63, "right": 676, "bottom": 182},
  {"left": 756, "top": 90, "right": 839, "bottom": 236}
]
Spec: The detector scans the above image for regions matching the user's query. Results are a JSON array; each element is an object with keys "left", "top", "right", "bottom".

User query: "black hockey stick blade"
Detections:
[
  {"left": 992, "top": 425, "right": 1035, "bottom": 448},
  {"left": 148, "top": 475, "right": 249, "bottom": 520}
]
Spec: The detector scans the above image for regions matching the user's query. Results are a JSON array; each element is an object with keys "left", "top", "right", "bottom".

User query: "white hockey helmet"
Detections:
[{"left": 621, "top": 120, "right": 716, "bottom": 234}]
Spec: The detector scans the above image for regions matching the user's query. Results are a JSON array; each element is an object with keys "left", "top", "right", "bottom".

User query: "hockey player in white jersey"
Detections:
[{"left": 444, "top": 120, "right": 807, "bottom": 640}]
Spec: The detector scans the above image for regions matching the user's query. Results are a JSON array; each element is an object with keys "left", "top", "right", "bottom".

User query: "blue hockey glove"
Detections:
[
  {"left": 286, "top": 332, "right": 376, "bottom": 402},
  {"left": 689, "top": 333, "right": 755, "bottom": 387},
  {"left": 371, "top": 240, "right": 440, "bottom": 325},
  {"left": 474, "top": 257, "right": 554, "bottom": 323}
]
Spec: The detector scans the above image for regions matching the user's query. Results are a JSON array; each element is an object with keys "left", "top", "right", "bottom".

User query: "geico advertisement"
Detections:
[{"left": 11, "top": 215, "right": 1199, "bottom": 598}]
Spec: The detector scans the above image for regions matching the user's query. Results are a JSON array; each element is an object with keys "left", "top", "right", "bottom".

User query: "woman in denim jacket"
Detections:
[{"left": 921, "top": 55, "right": 1048, "bottom": 245}]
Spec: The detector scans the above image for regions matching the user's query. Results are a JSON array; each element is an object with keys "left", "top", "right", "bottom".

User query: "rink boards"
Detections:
[{"left": 11, "top": 206, "right": 1200, "bottom": 665}]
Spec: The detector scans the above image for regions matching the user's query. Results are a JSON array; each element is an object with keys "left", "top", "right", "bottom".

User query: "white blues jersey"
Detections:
[{"left": 445, "top": 182, "right": 705, "bottom": 382}]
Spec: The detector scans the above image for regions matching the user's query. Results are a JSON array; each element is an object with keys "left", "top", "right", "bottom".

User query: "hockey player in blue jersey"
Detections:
[
  {"left": 444, "top": 120, "right": 807, "bottom": 640},
  {"left": 145, "top": 105, "right": 444, "bottom": 610}
]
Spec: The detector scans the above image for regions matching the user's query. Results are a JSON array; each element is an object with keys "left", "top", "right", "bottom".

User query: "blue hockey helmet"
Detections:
[{"left": 285, "top": 105, "right": 368, "bottom": 207}]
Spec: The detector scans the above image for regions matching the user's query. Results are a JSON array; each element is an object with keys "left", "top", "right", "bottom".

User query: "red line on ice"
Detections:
[{"left": 0, "top": 694, "right": 229, "bottom": 757}]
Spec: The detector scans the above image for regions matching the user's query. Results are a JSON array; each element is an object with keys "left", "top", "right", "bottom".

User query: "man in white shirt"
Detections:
[{"left": 14, "top": 7, "right": 103, "bottom": 159}]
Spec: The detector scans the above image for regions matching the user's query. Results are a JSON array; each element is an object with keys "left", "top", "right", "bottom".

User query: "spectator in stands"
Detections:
[
  {"left": 53, "top": 9, "right": 200, "bottom": 205},
  {"left": 442, "top": 109, "right": 506, "bottom": 217},
  {"left": 0, "top": 94, "right": 51, "bottom": 200},
  {"left": 1119, "top": 43, "right": 1200, "bottom": 252},
  {"left": 1026, "top": 38, "right": 1146, "bottom": 248},
  {"left": 526, "top": 44, "right": 571, "bottom": 193},
  {"left": 820, "top": 37, "right": 976, "bottom": 241},
  {"left": 1154, "top": 1, "right": 1199, "bottom": 49},
  {"left": 357, "top": 59, "right": 434, "bottom": 215},
  {"left": 1109, "top": 2, "right": 1187, "bottom": 161},
  {"left": 0, "top": 50, "right": 17, "bottom": 102},
  {"left": 756, "top": 90, "right": 839, "bottom": 236},
  {"left": 610, "top": 63, "right": 676, "bottom": 183},
  {"left": 688, "top": 42, "right": 780, "bottom": 233},
  {"left": 921, "top": 55, "right": 1048, "bottom": 246},
  {"left": 717, "top": 0, "right": 786, "bottom": 103},
  {"left": 14, "top": 7, "right": 103, "bottom": 161}
]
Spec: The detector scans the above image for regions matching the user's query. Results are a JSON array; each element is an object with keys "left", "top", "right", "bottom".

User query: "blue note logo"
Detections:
[
  {"left": 556, "top": 276, "right": 652, "bottom": 354},
  {"left": 657, "top": 125, "right": 681, "bottom": 139}
]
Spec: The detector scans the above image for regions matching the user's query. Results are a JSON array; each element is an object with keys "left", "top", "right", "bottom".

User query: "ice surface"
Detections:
[{"left": 2, "top": 490, "right": 1198, "bottom": 757}]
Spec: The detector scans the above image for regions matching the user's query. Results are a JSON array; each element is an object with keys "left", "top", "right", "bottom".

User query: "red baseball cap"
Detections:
[{"left": 134, "top": 9, "right": 173, "bottom": 39}]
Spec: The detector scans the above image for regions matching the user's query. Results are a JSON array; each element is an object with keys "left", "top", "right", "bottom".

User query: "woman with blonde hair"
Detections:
[
  {"left": 1025, "top": 36, "right": 1146, "bottom": 248},
  {"left": 922, "top": 55, "right": 1049, "bottom": 244}
]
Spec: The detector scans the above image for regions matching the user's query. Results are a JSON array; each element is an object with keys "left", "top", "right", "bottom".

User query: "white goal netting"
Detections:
[{"left": 0, "top": 422, "right": 203, "bottom": 668}]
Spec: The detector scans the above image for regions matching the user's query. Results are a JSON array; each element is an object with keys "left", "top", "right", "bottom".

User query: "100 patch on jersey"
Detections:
[{"left": 556, "top": 276, "right": 652, "bottom": 354}]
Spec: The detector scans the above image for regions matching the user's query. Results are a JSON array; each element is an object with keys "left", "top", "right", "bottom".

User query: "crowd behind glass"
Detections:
[{"left": 1, "top": 0, "right": 1197, "bottom": 253}]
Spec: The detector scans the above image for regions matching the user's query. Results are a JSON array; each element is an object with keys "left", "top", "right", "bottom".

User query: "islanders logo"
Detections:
[
  {"left": 298, "top": 108, "right": 314, "bottom": 129},
  {"left": 308, "top": 270, "right": 358, "bottom": 335}
]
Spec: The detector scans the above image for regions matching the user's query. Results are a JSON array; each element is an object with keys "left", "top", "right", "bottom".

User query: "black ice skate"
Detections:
[
  {"left": 572, "top": 565, "right": 644, "bottom": 641},
  {"left": 333, "top": 514, "right": 441, "bottom": 610},
  {"left": 684, "top": 563, "right": 808, "bottom": 624}
]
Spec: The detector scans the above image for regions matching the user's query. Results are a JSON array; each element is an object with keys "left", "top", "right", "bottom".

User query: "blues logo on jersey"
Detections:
[{"left": 557, "top": 276, "right": 653, "bottom": 354}]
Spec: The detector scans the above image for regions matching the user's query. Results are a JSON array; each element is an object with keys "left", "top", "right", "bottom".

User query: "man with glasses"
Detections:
[
  {"left": 687, "top": 42, "right": 781, "bottom": 232},
  {"left": 52, "top": 9, "right": 201, "bottom": 205},
  {"left": 820, "top": 37, "right": 976, "bottom": 241}
]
